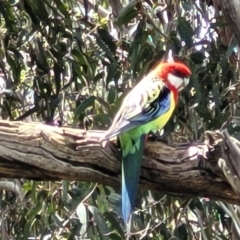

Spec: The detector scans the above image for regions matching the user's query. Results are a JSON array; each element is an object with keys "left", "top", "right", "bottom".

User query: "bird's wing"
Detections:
[{"left": 102, "top": 74, "right": 172, "bottom": 140}]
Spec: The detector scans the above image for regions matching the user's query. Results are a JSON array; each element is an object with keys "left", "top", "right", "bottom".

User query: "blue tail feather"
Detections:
[{"left": 121, "top": 135, "right": 145, "bottom": 223}]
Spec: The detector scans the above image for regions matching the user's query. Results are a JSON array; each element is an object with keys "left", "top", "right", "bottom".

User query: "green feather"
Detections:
[{"left": 119, "top": 131, "right": 145, "bottom": 223}]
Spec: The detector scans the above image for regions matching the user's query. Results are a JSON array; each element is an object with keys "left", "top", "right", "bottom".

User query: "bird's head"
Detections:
[{"left": 156, "top": 62, "right": 191, "bottom": 91}]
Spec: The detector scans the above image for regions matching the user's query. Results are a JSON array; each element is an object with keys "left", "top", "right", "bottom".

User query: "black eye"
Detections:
[{"left": 172, "top": 69, "right": 186, "bottom": 78}]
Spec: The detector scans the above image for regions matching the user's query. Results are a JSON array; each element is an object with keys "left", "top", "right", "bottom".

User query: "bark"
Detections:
[
  {"left": 0, "top": 120, "right": 240, "bottom": 205},
  {"left": 217, "top": 0, "right": 240, "bottom": 43}
]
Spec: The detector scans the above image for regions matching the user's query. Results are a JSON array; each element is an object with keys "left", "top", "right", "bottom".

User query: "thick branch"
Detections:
[
  {"left": 0, "top": 120, "right": 239, "bottom": 205},
  {"left": 218, "top": 0, "right": 240, "bottom": 42}
]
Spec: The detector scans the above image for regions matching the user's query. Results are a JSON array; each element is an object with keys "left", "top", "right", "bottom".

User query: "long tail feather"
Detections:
[{"left": 121, "top": 135, "right": 145, "bottom": 223}]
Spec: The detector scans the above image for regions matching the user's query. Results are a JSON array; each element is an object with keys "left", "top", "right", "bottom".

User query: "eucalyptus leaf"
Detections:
[
  {"left": 88, "top": 206, "right": 109, "bottom": 237},
  {"left": 190, "top": 52, "right": 206, "bottom": 64},
  {"left": 116, "top": 0, "right": 138, "bottom": 25},
  {"left": 76, "top": 202, "right": 88, "bottom": 237},
  {"left": 75, "top": 96, "right": 96, "bottom": 121},
  {"left": 177, "top": 17, "right": 194, "bottom": 48}
]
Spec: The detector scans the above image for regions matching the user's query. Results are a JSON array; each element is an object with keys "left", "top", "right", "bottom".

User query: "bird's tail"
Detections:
[{"left": 120, "top": 135, "right": 145, "bottom": 223}]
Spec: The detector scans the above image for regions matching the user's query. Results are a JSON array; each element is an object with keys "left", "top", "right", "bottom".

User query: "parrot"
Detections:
[{"left": 100, "top": 62, "right": 191, "bottom": 223}]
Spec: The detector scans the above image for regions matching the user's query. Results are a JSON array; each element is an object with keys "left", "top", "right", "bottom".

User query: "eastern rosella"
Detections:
[{"left": 101, "top": 62, "right": 191, "bottom": 223}]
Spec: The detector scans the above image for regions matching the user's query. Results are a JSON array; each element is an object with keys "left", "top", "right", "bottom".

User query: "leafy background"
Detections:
[{"left": 0, "top": 0, "right": 240, "bottom": 239}]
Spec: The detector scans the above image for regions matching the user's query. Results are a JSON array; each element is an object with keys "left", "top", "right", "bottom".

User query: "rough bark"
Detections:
[
  {"left": 0, "top": 120, "right": 239, "bottom": 205},
  {"left": 217, "top": 0, "right": 240, "bottom": 43}
]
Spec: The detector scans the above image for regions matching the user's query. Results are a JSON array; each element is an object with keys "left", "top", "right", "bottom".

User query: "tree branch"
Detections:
[
  {"left": 0, "top": 120, "right": 239, "bottom": 205},
  {"left": 218, "top": 0, "right": 240, "bottom": 42}
]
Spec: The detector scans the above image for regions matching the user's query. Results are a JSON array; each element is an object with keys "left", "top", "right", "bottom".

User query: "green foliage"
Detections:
[{"left": 0, "top": 0, "right": 239, "bottom": 239}]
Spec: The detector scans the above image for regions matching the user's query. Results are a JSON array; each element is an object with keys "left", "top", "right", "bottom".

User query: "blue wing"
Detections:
[{"left": 128, "top": 87, "right": 171, "bottom": 125}]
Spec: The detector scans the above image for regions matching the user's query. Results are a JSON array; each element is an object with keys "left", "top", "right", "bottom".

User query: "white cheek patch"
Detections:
[
  {"left": 167, "top": 73, "right": 189, "bottom": 90},
  {"left": 167, "top": 73, "right": 184, "bottom": 89}
]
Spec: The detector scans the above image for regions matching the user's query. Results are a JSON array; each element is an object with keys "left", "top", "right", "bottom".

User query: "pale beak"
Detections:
[
  {"left": 178, "top": 77, "right": 190, "bottom": 91},
  {"left": 184, "top": 77, "right": 190, "bottom": 86}
]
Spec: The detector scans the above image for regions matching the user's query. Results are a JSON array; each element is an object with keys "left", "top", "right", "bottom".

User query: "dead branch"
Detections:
[{"left": 0, "top": 120, "right": 239, "bottom": 205}]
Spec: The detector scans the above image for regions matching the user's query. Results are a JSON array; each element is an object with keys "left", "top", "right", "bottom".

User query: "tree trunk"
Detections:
[
  {"left": 218, "top": 0, "right": 240, "bottom": 42},
  {"left": 0, "top": 120, "right": 239, "bottom": 205}
]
